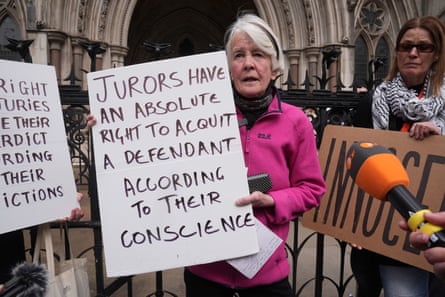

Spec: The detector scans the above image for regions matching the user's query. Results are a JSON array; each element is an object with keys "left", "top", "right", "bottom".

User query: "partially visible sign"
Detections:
[
  {"left": 0, "top": 60, "right": 79, "bottom": 234},
  {"left": 302, "top": 125, "right": 445, "bottom": 272},
  {"left": 87, "top": 51, "right": 258, "bottom": 277}
]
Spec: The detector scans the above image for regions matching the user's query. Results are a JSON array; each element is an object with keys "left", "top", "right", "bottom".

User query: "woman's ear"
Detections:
[{"left": 271, "top": 69, "right": 279, "bottom": 80}]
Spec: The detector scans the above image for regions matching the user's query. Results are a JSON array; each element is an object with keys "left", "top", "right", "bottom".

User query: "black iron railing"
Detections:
[
  {"left": 8, "top": 37, "right": 377, "bottom": 297},
  {"left": 58, "top": 83, "right": 366, "bottom": 297}
]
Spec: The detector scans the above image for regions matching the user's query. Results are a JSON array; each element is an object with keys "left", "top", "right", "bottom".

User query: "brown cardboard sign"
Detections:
[{"left": 301, "top": 125, "right": 445, "bottom": 272}]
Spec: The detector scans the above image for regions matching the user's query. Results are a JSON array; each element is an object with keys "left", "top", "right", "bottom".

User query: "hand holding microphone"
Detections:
[
  {"left": 407, "top": 211, "right": 445, "bottom": 282},
  {"left": 346, "top": 141, "right": 445, "bottom": 248}
]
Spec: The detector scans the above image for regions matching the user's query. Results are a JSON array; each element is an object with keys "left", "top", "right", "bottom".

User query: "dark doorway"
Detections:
[{"left": 125, "top": 0, "right": 257, "bottom": 65}]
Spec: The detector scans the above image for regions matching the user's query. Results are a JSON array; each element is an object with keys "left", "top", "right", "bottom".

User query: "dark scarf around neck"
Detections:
[
  {"left": 233, "top": 80, "right": 274, "bottom": 112},
  {"left": 233, "top": 81, "right": 275, "bottom": 129}
]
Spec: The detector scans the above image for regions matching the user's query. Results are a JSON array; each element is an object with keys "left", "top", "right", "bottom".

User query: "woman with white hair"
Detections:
[{"left": 184, "top": 13, "right": 326, "bottom": 297}]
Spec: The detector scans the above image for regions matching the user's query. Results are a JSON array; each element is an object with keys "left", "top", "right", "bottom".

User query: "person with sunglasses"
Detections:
[
  {"left": 351, "top": 16, "right": 445, "bottom": 297},
  {"left": 372, "top": 16, "right": 445, "bottom": 139}
]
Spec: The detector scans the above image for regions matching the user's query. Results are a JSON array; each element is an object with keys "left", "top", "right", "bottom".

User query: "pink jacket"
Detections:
[{"left": 187, "top": 93, "right": 326, "bottom": 288}]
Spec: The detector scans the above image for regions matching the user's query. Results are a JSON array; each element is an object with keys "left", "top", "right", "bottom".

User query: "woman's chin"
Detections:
[{"left": 238, "top": 89, "right": 264, "bottom": 99}]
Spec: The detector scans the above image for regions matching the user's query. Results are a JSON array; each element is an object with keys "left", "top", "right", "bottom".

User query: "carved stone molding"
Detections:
[
  {"left": 357, "top": 0, "right": 389, "bottom": 36},
  {"left": 281, "top": 0, "right": 295, "bottom": 45},
  {"left": 98, "top": 0, "right": 109, "bottom": 40},
  {"left": 77, "top": 0, "right": 87, "bottom": 33},
  {"left": 303, "top": 0, "right": 315, "bottom": 44}
]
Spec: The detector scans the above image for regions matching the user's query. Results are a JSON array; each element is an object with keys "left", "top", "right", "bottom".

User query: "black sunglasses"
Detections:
[{"left": 396, "top": 43, "right": 435, "bottom": 53}]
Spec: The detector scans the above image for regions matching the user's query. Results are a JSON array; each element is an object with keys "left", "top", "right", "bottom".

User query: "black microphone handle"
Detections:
[
  {"left": 387, "top": 186, "right": 445, "bottom": 247},
  {"left": 386, "top": 186, "right": 424, "bottom": 220},
  {"left": 1, "top": 285, "right": 25, "bottom": 297}
]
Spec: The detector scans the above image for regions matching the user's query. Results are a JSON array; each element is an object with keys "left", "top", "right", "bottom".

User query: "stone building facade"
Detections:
[
  {"left": 1, "top": 0, "right": 445, "bottom": 90},
  {"left": 1, "top": 1, "right": 445, "bottom": 296}
]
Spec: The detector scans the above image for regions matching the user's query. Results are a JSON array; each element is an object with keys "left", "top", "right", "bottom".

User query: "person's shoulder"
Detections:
[
  {"left": 439, "top": 77, "right": 445, "bottom": 94},
  {"left": 375, "top": 79, "right": 390, "bottom": 91},
  {"left": 371, "top": 80, "right": 391, "bottom": 99},
  {"left": 280, "top": 101, "right": 307, "bottom": 117},
  {"left": 279, "top": 101, "right": 315, "bottom": 129}
]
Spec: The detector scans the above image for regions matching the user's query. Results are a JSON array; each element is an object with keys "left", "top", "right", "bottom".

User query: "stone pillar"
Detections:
[
  {"left": 47, "top": 32, "right": 66, "bottom": 83},
  {"left": 96, "top": 55, "right": 104, "bottom": 71},
  {"left": 71, "top": 37, "right": 88, "bottom": 86},
  {"left": 304, "top": 47, "right": 320, "bottom": 91},
  {"left": 328, "top": 60, "right": 337, "bottom": 92},
  {"left": 95, "top": 43, "right": 107, "bottom": 71},
  {"left": 110, "top": 45, "right": 129, "bottom": 68},
  {"left": 284, "top": 49, "right": 301, "bottom": 89},
  {"left": 322, "top": 45, "right": 342, "bottom": 92}
]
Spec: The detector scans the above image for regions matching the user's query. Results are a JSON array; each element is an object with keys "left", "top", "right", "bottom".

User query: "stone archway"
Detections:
[{"left": 125, "top": 0, "right": 257, "bottom": 65}]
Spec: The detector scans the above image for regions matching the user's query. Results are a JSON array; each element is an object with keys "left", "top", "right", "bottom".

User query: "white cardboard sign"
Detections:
[
  {"left": 0, "top": 60, "right": 79, "bottom": 234},
  {"left": 87, "top": 51, "right": 259, "bottom": 276}
]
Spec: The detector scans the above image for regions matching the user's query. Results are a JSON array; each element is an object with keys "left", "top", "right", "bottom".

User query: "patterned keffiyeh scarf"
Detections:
[{"left": 372, "top": 72, "right": 445, "bottom": 135}]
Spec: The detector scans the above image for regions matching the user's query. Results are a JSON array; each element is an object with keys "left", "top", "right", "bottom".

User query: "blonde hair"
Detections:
[{"left": 224, "top": 14, "right": 284, "bottom": 73}]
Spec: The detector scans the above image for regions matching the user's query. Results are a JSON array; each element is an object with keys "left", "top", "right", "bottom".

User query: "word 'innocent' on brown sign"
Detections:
[{"left": 302, "top": 125, "right": 445, "bottom": 272}]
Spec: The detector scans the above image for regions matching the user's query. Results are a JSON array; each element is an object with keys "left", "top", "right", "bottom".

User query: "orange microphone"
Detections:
[{"left": 346, "top": 141, "right": 445, "bottom": 247}]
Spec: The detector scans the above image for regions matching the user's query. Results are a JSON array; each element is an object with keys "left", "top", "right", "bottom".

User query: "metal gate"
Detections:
[{"left": 8, "top": 39, "right": 378, "bottom": 297}]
